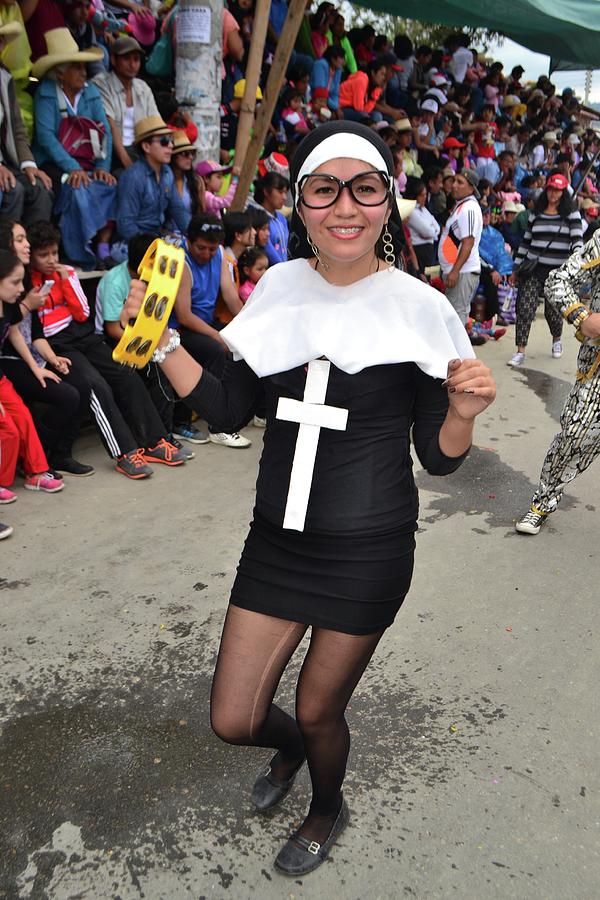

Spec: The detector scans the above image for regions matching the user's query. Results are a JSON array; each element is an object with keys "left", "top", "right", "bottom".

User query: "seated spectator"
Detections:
[
  {"left": 0, "top": 22, "right": 53, "bottom": 225},
  {"left": 238, "top": 246, "right": 268, "bottom": 303},
  {"left": 0, "top": 219, "right": 93, "bottom": 476},
  {"left": 94, "top": 232, "right": 192, "bottom": 459},
  {"left": 169, "top": 131, "right": 204, "bottom": 221},
  {"left": 196, "top": 159, "right": 241, "bottom": 218},
  {"left": 0, "top": 9, "right": 34, "bottom": 139},
  {"left": 409, "top": 45, "right": 432, "bottom": 94},
  {"left": 21, "top": 0, "right": 65, "bottom": 63},
  {"left": 307, "top": 88, "right": 333, "bottom": 127},
  {"left": 531, "top": 130, "right": 558, "bottom": 171},
  {"left": 441, "top": 136, "right": 465, "bottom": 173},
  {"left": 339, "top": 58, "right": 387, "bottom": 124},
  {"left": 326, "top": 14, "right": 357, "bottom": 75},
  {"left": 309, "top": 3, "right": 332, "bottom": 59},
  {"left": 116, "top": 116, "right": 190, "bottom": 241},
  {"left": 447, "top": 34, "right": 473, "bottom": 84},
  {"left": 395, "top": 118, "right": 422, "bottom": 178},
  {"left": 253, "top": 172, "right": 289, "bottom": 265},
  {"left": 0, "top": 249, "right": 64, "bottom": 498},
  {"left": 353, "top": 24, "right": 376, "bottom": 67},
  {"left": 220, "top": 78, "right": 262, "bottom": 166},
  {"left": 404, "top": 176, "right": 440, "bottom": 271},
  {"left": 28, "top": 222, "right": 187, "bottom": 477},
  {"left": 310, "top": 44, "right": 344, "bottom": 118},
  {"left": 168, "top": 214, "right": 250, "bottom": 449},
  {"left": 249, "top": 207, "right": 271, "bottom": 251},
  {"left": 280, "top": 88, "right": 311, "bottom": 140},
  {"left": 391, "top": 145, "right": 407, "bottom": 196},
  {"left": 63, "top": 0, "right": 105, "bottom": 78},
  {"left": 423, "top": 165, "right": 446, "bottom": 223},
  {"left": 93, "top": 36, "right": 159, "bottom": 171},
  {"left": 498, "top": 200, "right": 521, "bottom": 251},
  {"left": 32, "top": 28, "right": 117, "bottom": 268},
  {"left": 222, "top": 211, "right": 256, "bottom": 290},
  {"left": 414, "top": 98, "right": 440, "bottom": 166}
]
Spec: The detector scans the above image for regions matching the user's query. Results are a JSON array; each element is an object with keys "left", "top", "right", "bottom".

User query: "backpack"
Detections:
[{"left": 56, "top": 86, "right": 107, "bottom": 171}]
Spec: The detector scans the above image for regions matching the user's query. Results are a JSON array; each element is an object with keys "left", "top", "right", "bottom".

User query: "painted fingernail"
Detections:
[{"left": 449, "top": 387, "right": 456, "bottom": 393}]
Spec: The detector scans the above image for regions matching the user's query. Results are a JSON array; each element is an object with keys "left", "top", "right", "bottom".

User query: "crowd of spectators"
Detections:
[{"left": 1, "top": 0, "right": 599, "bottom": 540}]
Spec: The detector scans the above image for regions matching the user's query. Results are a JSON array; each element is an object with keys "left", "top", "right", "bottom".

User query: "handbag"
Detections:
[
  {"left": 517, "top": 216, "right": 565, "bottom": 279},
  {"left": 146, "top": 16, "right": 173, "bottom": 78},
  {"left": 56, "top": 86, "right": 107, "bottom": 171}
]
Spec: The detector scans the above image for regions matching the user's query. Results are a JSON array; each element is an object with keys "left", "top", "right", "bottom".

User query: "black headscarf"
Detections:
[{"left": 288, "top": 120, "right": 405, "bottom": 263}]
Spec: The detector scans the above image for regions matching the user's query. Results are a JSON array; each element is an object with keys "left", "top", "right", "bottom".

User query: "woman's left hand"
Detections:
[
  {"left": 443, "top": 358, "right": 496, "bottom": 420},
  {"left": 94, "top": 170, "right": 116, "bottom": 186}
]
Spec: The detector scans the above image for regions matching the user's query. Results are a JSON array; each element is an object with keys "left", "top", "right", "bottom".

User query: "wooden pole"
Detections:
[
  {"left": 230, "top": 0, "right": 311, "bottom": 211},
  {"left": 232, "top": 0, "right": 272, "bottom": 172}
]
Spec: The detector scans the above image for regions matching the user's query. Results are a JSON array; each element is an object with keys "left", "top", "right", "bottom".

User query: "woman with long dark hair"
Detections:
[
  {"left": 121, "top": 120, "right": 496, "bottom": 877},
  {"left": 508, "top": 172, "right": 583, "bottom": 366},
  {"left": 170, "top": 131, "right": 205, "bottom": 220}
]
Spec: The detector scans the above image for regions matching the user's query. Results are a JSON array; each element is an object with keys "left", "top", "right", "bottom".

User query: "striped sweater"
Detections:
[
  {"left": 31, "top": 268, "right": 90, "bottom": 338},
  {"left": 515, "top": 210, "right": 583, "bottom": 270}
]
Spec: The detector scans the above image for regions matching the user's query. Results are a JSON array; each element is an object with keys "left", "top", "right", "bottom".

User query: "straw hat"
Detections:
[
  {"left": 503, "top": 200, "right": 519, "bottom": 214},
  {"left": 542, "top": 131, "right": 558, "bottom": 142},
  {"left": 31, "top": 28, "right": 104, "bottom": 80},
  {"left": 134, "top": 115, "right": 173, "bottom": 145},
  {"left": 580, "top": 197, "right": 598, "bottom": 210},
  {"left": 0, "top": 21, "right": 23, "bottom": 43},
  {"left": 394, "top": 118, "right": 413, "bottom": 133},
  {"left": 171, "top": 130, "right": 196, "bottom": 155}
]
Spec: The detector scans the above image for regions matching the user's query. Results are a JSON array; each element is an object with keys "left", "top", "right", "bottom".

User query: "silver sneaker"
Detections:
[
  {"left": 508, "top": 351, "right": 525, "bottom": 367},
  {"left": 552, "top": 341, "right": 563, "bottom": 358}
]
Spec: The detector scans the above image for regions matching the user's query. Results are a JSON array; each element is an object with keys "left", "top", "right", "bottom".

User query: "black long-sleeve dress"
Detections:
[{"left": 184, "top": 355, "right": 468, "bottom": 634}]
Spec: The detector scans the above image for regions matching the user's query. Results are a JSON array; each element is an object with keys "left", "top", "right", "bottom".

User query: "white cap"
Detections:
[{"left": 420, "top": 98, "right": 439, "bottom": 114}]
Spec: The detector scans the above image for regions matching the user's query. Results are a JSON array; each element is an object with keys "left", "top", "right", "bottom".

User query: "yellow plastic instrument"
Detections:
[{"left": 112, "top": 239, "right": 184, "bottom": 368}]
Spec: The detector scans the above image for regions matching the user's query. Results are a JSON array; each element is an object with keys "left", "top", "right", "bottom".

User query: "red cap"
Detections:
[
  {"left": 546, "top": 173, "right": 569, "bottom": 190},
  {"left": 312, "top": 87, "right": 329, "bottom": 100},
  {"left": 443, "top": 136, "right": 466, "bottom": 149}
]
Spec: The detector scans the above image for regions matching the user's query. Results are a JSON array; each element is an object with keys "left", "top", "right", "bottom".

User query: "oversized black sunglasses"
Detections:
[{"left": 298, "top": 170, "right": 391, "bottom": 209}]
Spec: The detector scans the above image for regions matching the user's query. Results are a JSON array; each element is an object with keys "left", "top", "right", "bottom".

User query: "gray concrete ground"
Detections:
[{"left": 1, "top": 318, "right": 599, "bottom": 900}]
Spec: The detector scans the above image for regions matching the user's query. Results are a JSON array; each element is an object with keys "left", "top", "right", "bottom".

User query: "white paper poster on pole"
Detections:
[{"left": 177, "top": 7, "right": 212, "bottom": 43}]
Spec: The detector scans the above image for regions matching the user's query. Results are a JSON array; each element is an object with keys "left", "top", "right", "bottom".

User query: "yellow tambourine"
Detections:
[{"left": 112, "top": 239, "right": 185, "bottom": 368}]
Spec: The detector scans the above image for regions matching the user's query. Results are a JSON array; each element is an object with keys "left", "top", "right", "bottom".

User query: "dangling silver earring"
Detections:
[
  {"left": 307, "top": 234, "right": 329, "bottom": 270},
  {"left": 383, "top": 226, "right": 395, "bottom": 268}
]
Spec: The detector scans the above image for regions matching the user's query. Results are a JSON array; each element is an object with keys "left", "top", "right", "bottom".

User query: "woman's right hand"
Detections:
[
  {"left": 34, "top": 368, "right": 61, "bottom": 388},
  {"left": 67, "top": 170, "right": 91, "bottom": 189}
]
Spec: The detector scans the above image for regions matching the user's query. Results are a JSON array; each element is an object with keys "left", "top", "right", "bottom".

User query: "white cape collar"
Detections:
[{"left": 221, "top": 258, "right": 475, "bottom": 379}]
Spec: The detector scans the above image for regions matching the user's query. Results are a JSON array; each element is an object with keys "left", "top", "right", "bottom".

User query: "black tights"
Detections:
[{"left": 210, "top": 605, "right": 384, "bottom": 842}]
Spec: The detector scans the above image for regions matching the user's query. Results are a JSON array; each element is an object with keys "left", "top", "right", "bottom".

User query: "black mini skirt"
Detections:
[{"left": 229, "top": 513, "right": 416, "bottom": 635}]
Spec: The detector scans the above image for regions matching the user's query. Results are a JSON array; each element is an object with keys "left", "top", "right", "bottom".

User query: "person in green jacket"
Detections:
[{"left": 326, "top": 13, "right": 357, "bottom": 74}]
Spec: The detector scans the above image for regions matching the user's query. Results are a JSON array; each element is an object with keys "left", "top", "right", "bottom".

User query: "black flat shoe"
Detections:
[
  {"left": 273, "top": 797, "right": 350, "bottom": 876},
  {"left": 251, "top": 754, "right": 305, "bottom": 812}
]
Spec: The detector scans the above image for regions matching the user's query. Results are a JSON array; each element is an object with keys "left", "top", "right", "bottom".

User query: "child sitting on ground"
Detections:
[{"left": 238, "top": 247, "right": 269, "bottom": 303}]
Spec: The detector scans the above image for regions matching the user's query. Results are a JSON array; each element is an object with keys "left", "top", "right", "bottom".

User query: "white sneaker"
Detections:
[
  {"left": 209, "top": 431, "right": 252, "bottom": 448},
  {"left": 515, "top": 509, "right": 546, "bottom": 534},
  {"left": 552, "top": 341, "right": 563, "bottom": 358},
  {"left": 507, "top": 352, "right": 525, "bottom": 367},
  {"left": 253, "top": 416, "right": 267, "bottom": 428}
]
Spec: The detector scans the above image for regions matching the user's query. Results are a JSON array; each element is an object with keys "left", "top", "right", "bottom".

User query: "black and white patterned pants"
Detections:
[
  {"left": 515, "top": 271, "right": 563, "bottom": 347},
  {"left": 531, "top": 367, "right": 600, "bottom": 515}
]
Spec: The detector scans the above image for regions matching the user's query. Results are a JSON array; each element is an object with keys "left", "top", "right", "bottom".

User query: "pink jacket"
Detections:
[{"left": 204, "top": 178, "right": 238, "bottom": 218}]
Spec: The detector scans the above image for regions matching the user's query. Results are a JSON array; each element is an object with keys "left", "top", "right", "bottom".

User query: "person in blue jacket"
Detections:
[
  {"left": 32, "top": 29, "right": 117, "bottom": 269},
  {"left": 310, "top": 45, "right": 345, "bottom": 117},
  {"left": 253, "top": 172, "right": 289, "bottom": 265}
]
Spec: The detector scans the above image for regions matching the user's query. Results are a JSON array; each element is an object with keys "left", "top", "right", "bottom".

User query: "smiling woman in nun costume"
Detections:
[{"left": 122, "top": 121, "right": 496, "bottom": 876}]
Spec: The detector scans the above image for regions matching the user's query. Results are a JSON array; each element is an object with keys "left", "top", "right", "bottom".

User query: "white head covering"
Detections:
[{"left": 295, "top": 133, "right": 391, "bottom": 200}]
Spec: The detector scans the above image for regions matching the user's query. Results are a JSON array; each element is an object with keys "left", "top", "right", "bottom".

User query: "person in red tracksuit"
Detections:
[{"left": 0, "top": 249, "right": 64, "bottom": 513}]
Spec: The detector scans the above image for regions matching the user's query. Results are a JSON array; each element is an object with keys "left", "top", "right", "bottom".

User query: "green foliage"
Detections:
[{"left": 339, "top": 1, "right": 503, "bottom": 52}]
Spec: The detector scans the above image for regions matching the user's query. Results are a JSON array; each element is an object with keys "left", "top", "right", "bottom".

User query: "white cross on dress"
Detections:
[{"left": 276, "top": 358, "right": 349, "bottom": 532}]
